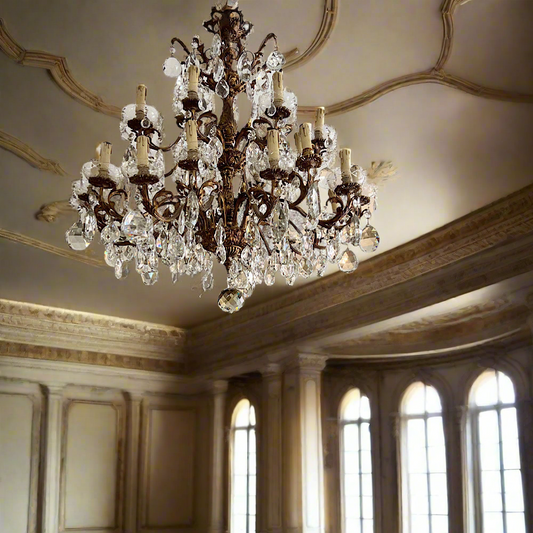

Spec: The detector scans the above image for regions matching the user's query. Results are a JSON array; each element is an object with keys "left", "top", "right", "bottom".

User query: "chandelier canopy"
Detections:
[{"left": 66, "top": 0, "right": 391, "bottom": 313}]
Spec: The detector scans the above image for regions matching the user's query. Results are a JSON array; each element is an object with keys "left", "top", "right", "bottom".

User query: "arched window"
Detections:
[
  {"left": 400, "top": 382, "right": 448, "bottom": 533},
  {"left": 230, "top": 399, "right": 257, "bottom": 533},
  {"left": 340, "top": 388, "right": 373, "bottom": 533},
  {"left": 468, "top": 370, "right": 525, "bottom": 533}
]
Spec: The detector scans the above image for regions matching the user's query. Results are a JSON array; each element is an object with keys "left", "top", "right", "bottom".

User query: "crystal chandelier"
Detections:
[{"left": 66, "top": 0, "right": 385, "bottom": 313}]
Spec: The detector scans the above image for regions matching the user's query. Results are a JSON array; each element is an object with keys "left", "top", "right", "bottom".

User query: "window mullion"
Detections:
[
  {"left": 425, "top": 412, "right": 432, "bottom": 533},
  {"left": 497, "top": 406, "right": 507, "bottom": 533},
  {"left": 358, "top": 419, "right": 363, "bottom": 531}
]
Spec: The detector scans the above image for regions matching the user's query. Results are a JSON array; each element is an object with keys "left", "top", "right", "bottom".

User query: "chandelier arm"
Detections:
[
  {"left": 258, "top": 226, "right": 272, "bottom": 255},
  {"left": 255, "top": 33, "right": 278, "bottom": 60},
  {"left": 234, "top": 126, "right": 253, "bottom": 150},
  {"left": 170, "top": 37, "right": 191, "bottom": 57},
  {"left": 148, "top": 138, "right": 181, "bottom": 153},
  {"left": 164, "top": 163, "right": 179, "bottom": 178}
]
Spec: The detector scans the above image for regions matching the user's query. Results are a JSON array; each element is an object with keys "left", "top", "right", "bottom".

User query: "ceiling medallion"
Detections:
[{"left": 66, "top": 0, "right": 388, "bottom": 313}]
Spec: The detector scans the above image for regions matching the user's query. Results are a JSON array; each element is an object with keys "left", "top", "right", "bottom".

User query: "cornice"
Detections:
[
  {"left": 0, "top": 228, "right": 105, "bottom": 268},
  {"left": 0, "top": 129, "right": 69, "bottom": 176},
  {"left": 0, "top": 19, "right": 121, "bottom": 118},
  {"left": 188, "top": 184, "right": 533, "bottom": 373},
  {"left": 0, "top": 299, "right": 186, "bottom": 362}
]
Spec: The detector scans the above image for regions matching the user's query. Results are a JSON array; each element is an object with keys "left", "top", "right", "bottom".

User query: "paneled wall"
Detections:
[{"left": 0, "top": 373, "right": 211, "bottom": 533}]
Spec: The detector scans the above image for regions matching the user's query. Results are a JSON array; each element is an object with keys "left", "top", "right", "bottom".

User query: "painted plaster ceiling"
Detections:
[{"left": 0, "top": 0, "right": 532, "bottom": 328}]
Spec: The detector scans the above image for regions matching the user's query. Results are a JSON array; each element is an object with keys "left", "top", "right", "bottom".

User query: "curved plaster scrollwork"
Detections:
[
  {"left": 0, "top": 227, "right": 105, "bottom": 268},
  {"left": 36, "top": 200, "right": 73, "bottom": 223},
  {"left": 0, "top": 130, "right": 69, "bottom": 176},
  {"left": 0, "top": 0, "right": 338, "bottom": 119},
  {"left": 0, "top": 19, "right": 122, "bottom": 118},
  {"left": 299, "top": 0, "right": 533, "bottom": 116}
]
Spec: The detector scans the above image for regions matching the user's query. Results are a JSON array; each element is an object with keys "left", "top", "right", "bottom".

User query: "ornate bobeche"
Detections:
[{"left": 66, "top": 0, "right": 387, "bottom": 313}]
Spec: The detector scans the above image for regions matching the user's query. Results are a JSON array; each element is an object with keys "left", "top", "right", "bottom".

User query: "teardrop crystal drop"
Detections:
[
  {"left": 359, "top": 225, "right": 380, "bottom": 252},
  {"left": 338, "top": 247, "right": 358, "bottom": 273},
  {"left": 307, "top": 182, "right": 320, "bottom": 220},
  {"left": 121, "top": 210, "right": 148, "bottom": 241},
  {"left": 185, "top": 191, "right": 200, "bottom": 228},
  {"left": 215, "top": 79, "right": 230, "bottom": 99}
]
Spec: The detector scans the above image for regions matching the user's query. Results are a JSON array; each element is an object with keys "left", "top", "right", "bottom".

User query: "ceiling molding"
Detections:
[
  {"left": 0, "top": 227, "right": 105, "bottom": 268},
  {"left": 187, "top": 184, "right": 533, "bottom": 373},
  {"left": 299, "top": 0, "right": 533, "bottom": 117},
  {"left": 0, "top": 298, "right": 185, "bottom": 362},
  {"left": 0, "top": 129, "right": 69, "bottom": 176},
  {"left": 36, "top": 200, "right": 73, "bottom": 223},
  {"left": 324, "top": 299, "right": 530, "bottom": 356},
  {"left": 284, "top": 0, "right": 338, "bottom": 71},
  {"left": 0, "top": 18, "right": 121, "bottom": 118}
]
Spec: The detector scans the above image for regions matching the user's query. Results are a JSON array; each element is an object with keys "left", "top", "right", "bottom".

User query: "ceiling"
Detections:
[{"left": 0, "top": 0, "right": 532, "bottom": 329}]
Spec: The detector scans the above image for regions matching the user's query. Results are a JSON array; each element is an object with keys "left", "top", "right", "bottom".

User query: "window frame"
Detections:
[
  {"left": 467, "top": 369, "right": 526, "bottom": 533},
  {"left": 229, "top": 398, "right": 257, "bottom": 533},
  {"left": 399, "top": 382, "right": 449, "bottom": 533},
  {"left": 339, "top": 387, "right": 374, "bottom": 533}
]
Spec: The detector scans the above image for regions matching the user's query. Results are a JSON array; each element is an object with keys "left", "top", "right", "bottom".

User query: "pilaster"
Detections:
[
  {"left": 42, "top": 384, "right": 64, "bottom": 533},
  {"left": 208, "top": 380, "right": 228, "bottom": 533},
  {"left": 283, "top": 354, "right": 327, "bottom": 533},
  {"left": 124, "top": 391, "right": 143, "bottom": 533}
]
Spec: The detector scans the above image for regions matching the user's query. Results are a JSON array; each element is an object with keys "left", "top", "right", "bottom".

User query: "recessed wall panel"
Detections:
[
  {"left": 64, "top": 402, "right": 118, "bottom": 530},
  {"left": 0, "top": 394, "right": 33, "bottom": 533}
]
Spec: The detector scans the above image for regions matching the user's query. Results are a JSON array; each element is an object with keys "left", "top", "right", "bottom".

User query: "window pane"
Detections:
[
  {"left": 345, "top": 451, "right": 360, "bottom": 474},
  {"left": 234, "top": 399, "right": 250, "bottom": 427},
  {"left": 249, "top": 405, "right": 256, "bottom": 427},
  {"left": 408, "top": 444, "right": 427, "bottom": 473},
  {"left": 498, "top": 372, "right": 515, "bottom": 404},
  {"left": 346, "top": 518, "right": 361, "bottom": 533},
  {"left": 361, "top": 450, "right": 372, "bottom": 474},
  {"left": 430, "top": 473, "right": 447, "bottom": 496},
  {"left": 483, "top": 512, "right": 504, "bottom": 533},
  {"left": 480, "top": 442, "right": 501, "bottom": 471},
  {"left": 409, "top": 474, "right": 428, "bottom": 513},
  {"left": 248, "top": 515, "right": 256, "bottom": 533},
  {"left": 362, "top": 473, "right": 373, "bottom": 496},
  {"left": 504, "top": 470, "right": 524, "bottom": 512},
  {"left": 407, "top": 419, "right": 426, "bottom": 449},
  {"left": 344, "top": 424, "right": 359, "bottom": 453},
  {"left": 482, "top": 492, "right": 503, "bottom": 512},
  {"left": 431, "top": 515, "right": 448, "bottom": 533},
  {"left": 404, "top": 383, "right": 426, "bottom": 415},
  {"left": 479, "top": 410, "right": 499, "bottom": 444},
  {"left": 234, "top": 430, "right": 248, "bottom": 475},
  {"left": 343, "top": 389, "right": 361, "bottom": 421},
  {"left": 362, "top": 496, "right": 373, "bottom": 519},
  {"left": 501, "top": 408, "right": 518, "bottom": 440},
  {"left": 481, "top": 471, "right": 501, "bottom": 495},
  {"left": 233, "top": 514, "right": 247, "bottom": 533},
  {"left": 425, "top": 386, "right": 442, "bottom": 414},
  {"left": 360, "top": 396, "right": 371, "bottom": 420},
  {"left": 361, "top": 422, "right": 371, "bottom": 451},
  {"left": 428, "top": 445, "right": 446, "bottom": 473},
  {"left": 431, "top": 493, "right": 448, "bottom": 515},
  {"left": 474, "top": 371, "right": 498, "bottom": 407},
  {"left": 411, "top": 515, "right": 430, "bottom": 533},
  {"left": 362, "top": 519, "right": 373, "bottom": 533},
  {"left": 345, "top": 473, "right": 360, "bottom": 497},
  {"left": 427, "top": 417, "right": 445, "bottom": 447},
  {"left": 505, "top": 513, "right": 526, "bottom": 533}
]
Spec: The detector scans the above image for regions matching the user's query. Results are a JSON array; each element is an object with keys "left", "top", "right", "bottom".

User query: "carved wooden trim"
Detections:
[
  {"left": 0, "top": 19, "right": 121, "bottom": 118},
  {"left": 36, "top": 200, "right": 73, "bottom": 223},
  {"left": 284, "top": 0, "right": 338, "bottom": 71},
  {"left": 0, "top": 227, "right": 106, "bottom": 268},
  {"left": 0, "top": 130, "right": 69, "bottom": 176}
]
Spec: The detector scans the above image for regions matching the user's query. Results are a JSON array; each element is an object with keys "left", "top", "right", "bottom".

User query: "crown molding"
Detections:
[
  {"left": 187, "top": 184, "right": 533, "bottom": 374},
  {"left": 0, "top": 18, "right": 121, "bottom": 118},
  {"left": 0, "top": 129, "right": 69, "bottom": 176},
  {"left": 0, "top": 228, "right": 105, "bottom": 268},
  {"left": 0, "top": 299, "right": 186, "bottom": 362}
]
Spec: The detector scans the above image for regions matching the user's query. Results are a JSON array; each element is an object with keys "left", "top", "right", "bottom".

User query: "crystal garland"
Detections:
[{"left": 66, "top": 1, "right": 381, "bottom": 313}]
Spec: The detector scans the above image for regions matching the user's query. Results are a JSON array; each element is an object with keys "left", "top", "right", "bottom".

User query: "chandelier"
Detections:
[{"left": 65, "top": 0, "right": 389, "bottom": 313}]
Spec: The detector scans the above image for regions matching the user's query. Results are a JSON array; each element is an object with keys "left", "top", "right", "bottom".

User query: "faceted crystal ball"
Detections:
[
  {"left": 338, "top": 247, "right": 359, "bottom": 273},
  {"left": 163, "top": 57, "right": 181, "bottom": 78},
  {"left": 218, "top": 288, "right": 245, "bottom": 313},
  {"left": 266, "top": 50, "right": 286, "bottom": 71},
  {"left": 66, "top": 221, "right": 90, "bottom": 251},
  {"left": 359, "top": 225, "right": 380, "bottom": 253}
]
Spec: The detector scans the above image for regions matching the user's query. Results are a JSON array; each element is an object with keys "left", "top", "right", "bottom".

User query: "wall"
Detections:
[{"left": 0, "top": 360, "right": 211, "bottom": 533}]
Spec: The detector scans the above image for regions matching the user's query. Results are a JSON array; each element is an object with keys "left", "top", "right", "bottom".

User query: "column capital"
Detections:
[
  {"left": 210, "top": 379, "right": 228, "bottom": 395},
  {"left": 43, "top": 383, "right": 65, "bottom": 398},
  {"left": 124, "top": 390, "right": 144, "bottom": 402},
  {"left": 284, "top": 353, "right": 328, "bottom": 374},
  {"left": 261, "top": 363, "right": 282, "bottom": 377}
]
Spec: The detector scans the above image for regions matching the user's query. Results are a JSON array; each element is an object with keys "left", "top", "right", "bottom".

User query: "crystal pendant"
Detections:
[
  {"left": 211, "top": 34, "right": 222, "bottom": 57},
  {"left": 163, "top": 57, "right": 181, "bottom": 77},
  {"left": 105, "top": 246, "right": 117, "bottom": 267},
  {"left": 237, "top": 51, "right": 253, "bottom": 81},
  {"left": 212, "top": 57, "right": 225, "bottom": 82},
  {"left": 244, "top": 219, "right": 258, "bottom": 245},
  {"left": 216, "top": 245, "right": 227, "bottom": 263},
  {"left": 266, "top": 50, "right": 286, "bottom": 71},
  {"left": 121, "top": 210, "right": 148, "bottom": 241},
  {"left": 66, "top": 221, "right": 89, "bottom": 251},
  {"left": 359, "top": 225, "right": 380, "bottom": 252},
  {"left": 101, "top": 222, "right": 120, "bottom": 245},
  {"left": 215, "top": 79, "right": 230, "bottom": 99},
  {"left": 338, "top": 247, "right": 358, "bottom": 273},
  {"left": 215, "top": 220, "right": 225, "bottom": 246},
  {"left": 264, "top": 264, "right": 275, "bottom": 286},
  {"left": 185, "top": 191, "right": 200, "bottom": 228},
  {"left": 273, "top": 201, "right": 289, "bottom": 242},
  {"left": 114, "top": 260, "right": 123, "bottom": 279},
  {"left": 202, "top": 272, "right": 214, "bottom": 292},
  {"left": 307, "top": 182, "right": 320, "bottom": 220},
  {"left": 141, "top": 270, "right": 159, "bottom": 285},
  {"left": 218, "top": 288, "right": 245, "bottom": 313}
]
